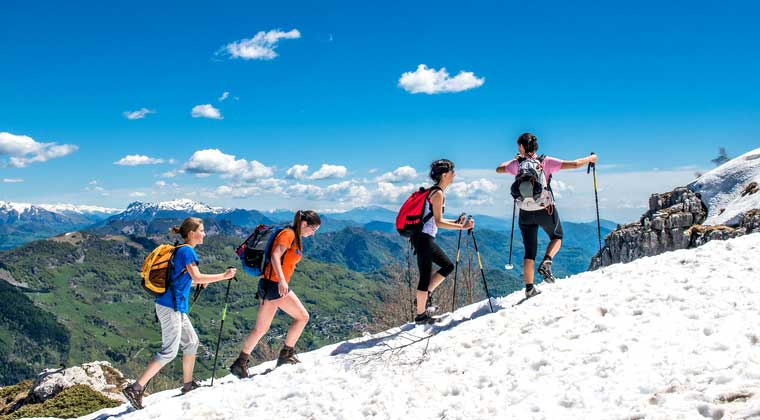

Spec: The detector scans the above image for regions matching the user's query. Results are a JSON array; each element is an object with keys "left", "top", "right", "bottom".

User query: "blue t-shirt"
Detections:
[{"left": 155, "top": 245, "right": 199, "bottom": 313}]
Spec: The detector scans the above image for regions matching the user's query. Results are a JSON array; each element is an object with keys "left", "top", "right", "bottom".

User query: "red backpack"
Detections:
[{"left": 396, "top": 186, "right": 442, "bottom": 237}]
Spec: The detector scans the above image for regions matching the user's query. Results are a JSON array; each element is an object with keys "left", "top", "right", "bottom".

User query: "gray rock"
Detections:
[
  {"left": 589, "top": 187, "right": 757, "bottom": 270},
  {"left": 30, "top": 361, "right": 130, "bottom": 404}
]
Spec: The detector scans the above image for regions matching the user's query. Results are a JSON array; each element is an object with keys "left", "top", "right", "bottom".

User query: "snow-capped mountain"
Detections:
[
  {"left": 0, "top": 201, "right": 118, "bottom": 249},
  {"left": 114, "top": 199, "right": 227, "bottom": 221},
  {"left": 689, "top": 147, "right": 760, "bottom": 226},
  {"left": 80, "top": 232, "right": 760, "bottom": 420}
]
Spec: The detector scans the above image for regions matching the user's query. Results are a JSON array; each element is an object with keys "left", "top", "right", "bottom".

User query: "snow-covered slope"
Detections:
[
  {"left": 75, "top": 233, "right": 760, "bottom": 420},
  {"left": 689, "top": 147, "right": 760, "bottom": 226}
]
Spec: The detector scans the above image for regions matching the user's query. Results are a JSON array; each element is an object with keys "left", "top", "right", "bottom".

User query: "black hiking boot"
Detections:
[
  {"left": 414, "top": 312, "right": 440, "bottom": 325},
  {"left": 276, "top": 346, "right": 301, "bottom": 367},
  {"left": 538, "top": 259, "right": 555, "bottom": 283},
  {"left": 181, "top": 380, "right": 201, "bottom": 394},
  {"left": 425, "top": 291, "right": 438, "bottom": 314},
  {"left": 229, "top": 357, "right": 249, "bottom": 379},
  {"left": 525, "top": 285, "right": 542, "bottom": 298},
  {"left": 122, "top": 383, "right": 144, "bottom": 410}
]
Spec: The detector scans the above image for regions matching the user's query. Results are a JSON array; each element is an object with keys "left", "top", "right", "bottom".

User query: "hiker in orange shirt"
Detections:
[{"left": 229, "top": 210, "right": 321, "bottom": 378}]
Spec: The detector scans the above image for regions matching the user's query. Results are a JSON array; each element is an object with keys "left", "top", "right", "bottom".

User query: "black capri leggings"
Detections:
[
  {"left": 519, "top": 207, "right": 564, "bottom": 261},
  {"left": 411, "top": 233, "right": 455, "bottom": 291}
]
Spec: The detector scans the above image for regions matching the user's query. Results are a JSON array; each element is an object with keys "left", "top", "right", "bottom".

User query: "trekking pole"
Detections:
[
  {"left": 587, "top": 153, "right": 602, "bottom": 256},
  {"left": 504, "top": 199, "right": 516, "bottom": 270},
  {"left": 210, "top": 267, "right": 235, "bottom": 386},
  {"left": 468, "top": 216, "right": 494, "bottom": 313},
  {"left": 451, "top": 213, "right": 467, "bottom": 312}
]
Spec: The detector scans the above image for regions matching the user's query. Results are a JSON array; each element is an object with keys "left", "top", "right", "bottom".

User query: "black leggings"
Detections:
[
  {"left": 519, "top": 207, "right": 564, "bottom": 261},
  {"left": 412, "top": 233, "right": 455, "bottom": 291}
]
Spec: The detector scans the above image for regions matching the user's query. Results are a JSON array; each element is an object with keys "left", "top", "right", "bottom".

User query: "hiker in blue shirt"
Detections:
[{"left": 123, "top": 217, "right": 236, "bottom": 410}]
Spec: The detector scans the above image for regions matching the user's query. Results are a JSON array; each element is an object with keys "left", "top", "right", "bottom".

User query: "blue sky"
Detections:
[{"left": 1, "top": 0, "right": 758, "bottom": 222}]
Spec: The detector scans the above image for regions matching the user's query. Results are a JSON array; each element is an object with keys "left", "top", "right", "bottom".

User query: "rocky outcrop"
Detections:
[
  {"left": 29, "top": 361, "right": 130, "bottom": 404},
  {"left": 589, "top": 188, "right": 760, "bottom": 270}
]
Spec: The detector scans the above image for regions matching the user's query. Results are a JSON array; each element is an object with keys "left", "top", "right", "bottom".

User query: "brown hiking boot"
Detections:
[
  {"left": 229, "top": 357, "right": 249, "bottom": 379},
  {"left": 122, "top": 383, "right": 144, "bottom": 410},
  {"left": 276, "top": 346, "right": 301, "bottom": 367}
]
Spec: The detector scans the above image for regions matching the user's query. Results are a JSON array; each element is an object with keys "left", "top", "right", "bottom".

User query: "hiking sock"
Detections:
[
  {"left": 543, "top": 255, "right": 552, "bottom": 262},
  {"left": 236, "top": 352, "right": 250, "bottom": 363},
  {"left": 132, "top": 383, "right": 144, "bottom": 392},
  {"left": 526, "top": 283, "right": 534, "bottom": 292}
]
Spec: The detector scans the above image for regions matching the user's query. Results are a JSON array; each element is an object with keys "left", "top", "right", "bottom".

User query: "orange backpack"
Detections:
[{"left": 140, "top": 244, "right": 187, "bottom": 296}]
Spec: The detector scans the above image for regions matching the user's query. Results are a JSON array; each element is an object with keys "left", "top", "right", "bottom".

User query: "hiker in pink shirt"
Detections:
[{"left": 496, "top": 133, "right": 598, "bottom": 298}]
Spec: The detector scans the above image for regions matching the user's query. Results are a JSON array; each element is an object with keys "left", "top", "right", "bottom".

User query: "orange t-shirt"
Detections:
[{"left": 263, "top": 228, "right": 301, "bottom": 283}]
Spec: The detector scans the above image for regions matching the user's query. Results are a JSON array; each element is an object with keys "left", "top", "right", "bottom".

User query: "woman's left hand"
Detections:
[{"left": 278, "top": 280, "right": 289, "bottom": 297}]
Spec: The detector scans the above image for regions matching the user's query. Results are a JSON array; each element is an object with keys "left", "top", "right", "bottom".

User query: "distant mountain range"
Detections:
[{"left": 0, "top": 198, "right": 619, "bottom": 250}]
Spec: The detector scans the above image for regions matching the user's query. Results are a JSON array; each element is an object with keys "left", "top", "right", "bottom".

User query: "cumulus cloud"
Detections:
[
  {"left": 377, "top": 182, "right": 416, "bottom": 203},
  {"left": 114, "top": 154, "right": 165, "bottom": 166},
  {"left": 123, "top": 108, "right": 156, "bottom": 120},
  {"left": 309, "top": 164, "right": 347, "bottom": 180},
  {"left": 286, "top": 164, "right": 309, "bottom": 179},
  {"left": 376, "top": 166, "right": 418, "bottom": 183},
  {"left": 222, "top": 29, "right": 301, "bottom": 60},
  {"left": 129, "top": 192, "right": 147, "bottom": 197},
  {"left": 218, "top": 91, "right": 230, "bottom": 101},
  {"left": 184, "top": 149, "right": 273, "bottom": 181},
  {"left": 3, "top": 178, "right": 23, "bottom": 183},
  {"left": 448, "top": 178, "right": 499, "bottom": 205},
  {"left": 324, "top": 181, "right": 371, "bottom": 206},
  {"left": 286, "top": 183, "right": 324, "bottom": 200},
  {"left": 191, "top": 104, "right": 223, "bottom": 119},
  {"left": 398, "top": 64, "right": 485, "bottom": 94},
  {"left": 155, "top": 180, "right": 167, "bottom": 188},
  {"left": 0, "top": 132, "right": 78, "bottom": 168}
]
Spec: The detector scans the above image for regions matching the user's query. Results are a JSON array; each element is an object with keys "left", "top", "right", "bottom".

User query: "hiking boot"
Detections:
[
  {"left": 276, "top": 346, "right": 301, "bottom": 367},
  {"left": 414, "top": 312, "right": 440, "bottom": 325},
  {"left": 525, "top": 285, "right": 542, "bottom": 298},
  {"left": 425, "top": 291, "right": 438, "bottom": 314},
  {"left": 538, "top": 259, "right": 555, "bottom": 283},
  {"left": 122, "top": 383, "right": 144, "bottom": 410},
  {"left": 229, "top": 357, "right": 249, "bottom": 379},
  {"left": 181, "top": 380, "right": 201, "bottom": 394}
]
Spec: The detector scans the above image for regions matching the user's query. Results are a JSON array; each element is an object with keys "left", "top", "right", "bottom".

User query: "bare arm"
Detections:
[
  {"left": 430, "top": 192, "right": 472, "bottom": 230},
  {"left": 560, "top": 154, "right": 598, "bottom": 170},
  {"left": 188, "top": 263, "right": 235, "bottom": 285},
  {"left": 269, "top": 244, "right": 288, "bottom": 283}
]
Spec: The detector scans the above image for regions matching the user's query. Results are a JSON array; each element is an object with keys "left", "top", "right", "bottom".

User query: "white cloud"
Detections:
[
  {"left": 123, "top": 108, "right": 156, "bottom": 120},
  {"left": 324, "top": 181, "right": 371, "bottom": 206},
  {"left": 162, "top": 170, "right": 179, "bottom": 178},
  {"left": 377, "top": 182, "right": 416, "bottom": 203},
  {"left": 0, "top": 132, "right": 78, "bottom": 168},
  {"left": 222, "top": 29, "right": 301, "bottom": 60},
  {"left": 129, "top": 192, "right": 147, "bottom": 197},
  {"left": 114, "top": 154, "right": 165, "bottom": 166},
  {"left": 184, "top": 149, "right": 273, "bottom": 181},
  {"left": 2, "top": 178, "right": 23, "bottom": 183},
  {"left": 286, "top": 164, "right": 309, "bottom": 179},
  {"left": 376, "top": 166, "right": 418, "bottom": 182},
  {"left": 286, "top": 183, "right": 324, "bottom": 200},
  {"left": 155, "top": 180, "right": 167, "bottom": 188},
  {"left": 191, "top": 104, "right": 223, "bottom": 120},
  {"left": 448, "top": 178, "right": 499, "bottom": 205},
  {"left": 89, "top": 180, "right": 98, "bottom": 185},
  {"left": 398, "top": 64, "right": 485, "bottom": 94},
  {"left": 219, "top": 91, "right": 230, "bottom": 101},
  {"left": 309, "top": 164, "right": 348, "bottom": 180}
]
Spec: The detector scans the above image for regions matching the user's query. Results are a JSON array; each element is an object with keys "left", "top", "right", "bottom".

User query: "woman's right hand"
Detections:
[
  {"left": 462, "top": 219, "right": 475, "bottom": 230},
  {"left": 278, "top": 280, "right": 289, "bottom": 297},
  {"left": 589, "top": 154, "right": 598, "bottom": 164},
  {"left": 222, "top": 268, "right": 236, "bottom": 280}
]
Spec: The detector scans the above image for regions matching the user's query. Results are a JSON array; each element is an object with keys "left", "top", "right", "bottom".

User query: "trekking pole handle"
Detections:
[
  {"left": 587, "top": 152, "right": 596, "bottom": 174},
  {"left": 466, "top": 215, "right": 474, "bottom": 235}
]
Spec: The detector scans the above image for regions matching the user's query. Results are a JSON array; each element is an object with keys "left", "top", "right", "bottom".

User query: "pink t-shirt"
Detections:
[{"left": 504, "top": 156, "right": 563, "bottom": 183}]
